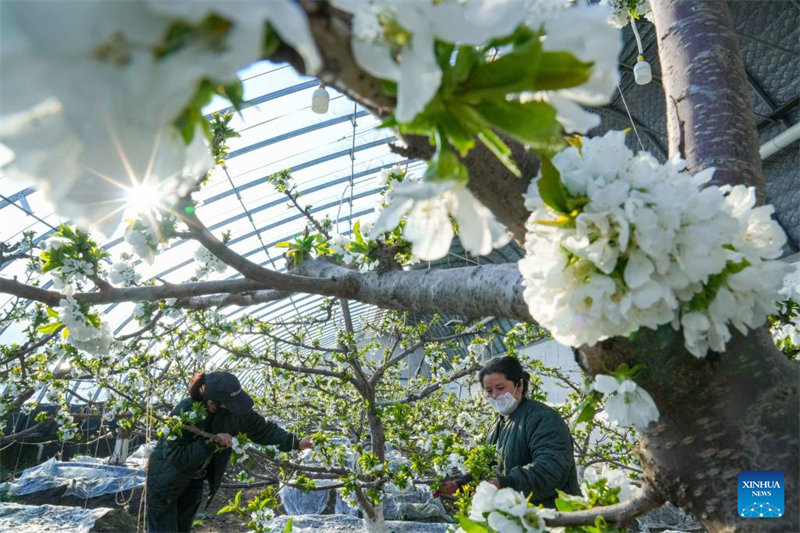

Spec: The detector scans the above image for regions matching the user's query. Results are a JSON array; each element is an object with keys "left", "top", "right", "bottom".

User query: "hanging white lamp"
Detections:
[
  {"left": 311, "top": 81, "right": 330, "bottom": 114},
  {"left": 630, "top": 17, "right": 652, "bottom": 85}
]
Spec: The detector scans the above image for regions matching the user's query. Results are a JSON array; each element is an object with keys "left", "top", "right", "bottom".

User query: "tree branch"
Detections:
[{"left": 546, "top": 484, "right": 664, "bottom": 527}]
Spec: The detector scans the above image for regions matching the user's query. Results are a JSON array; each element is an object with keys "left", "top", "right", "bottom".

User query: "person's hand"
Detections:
[
  {"left": 214, "top": 433, "right": 234, "bottom": 447},
  {"left": 433, "top": 480, "right": 459, "bottom": 498},
  {"left": 299, "top": 435, "right": 313, "bottom": 450}
]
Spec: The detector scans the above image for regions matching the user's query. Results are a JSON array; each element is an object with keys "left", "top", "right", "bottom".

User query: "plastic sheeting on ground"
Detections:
[
  {"left": 0, "top": 502, "right": 112, "bottom": 533},
  {"left": 0, "top": 457, "right": 145, "bottom": 499}
]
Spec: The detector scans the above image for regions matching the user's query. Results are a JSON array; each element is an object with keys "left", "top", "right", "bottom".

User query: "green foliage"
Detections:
[
  {"left": 39, "top": 224, "right": 109, "bottom": 275},
  {"left": 384, "top": 28, "right": 592, "bottom": 184},
  {"left": 210, "top": 112, "right": 242, "bottom": 165},
  {"left": 276, "top": 233, "right": 334, "bottom": 267}
]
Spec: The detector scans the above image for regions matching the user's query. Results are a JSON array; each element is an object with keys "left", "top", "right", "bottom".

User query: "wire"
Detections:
[
  {"left": 630, "top": 16, "right": 644, "bottom": 54},
  {"left": 615, "top": 80, "right": 646, "bottom": 152}
]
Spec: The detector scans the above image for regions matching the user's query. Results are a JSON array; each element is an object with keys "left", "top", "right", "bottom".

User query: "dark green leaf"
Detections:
[
  {"left": 477, "top": 130, "right": 520, "bottom": 177},
  {"left": 473, "top": 99, "right": 563, "bottom": 152},
  {"left": 533, "top": 51, "right": 593, "bottom": 91},
  {"left": 461, "top": 38, "right": 542, "bottom": 98},
  {"left": 537, "top": 155, "right": 570, "bottom": 214}
]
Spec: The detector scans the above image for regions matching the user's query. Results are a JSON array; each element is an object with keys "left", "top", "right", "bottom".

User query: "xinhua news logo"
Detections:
[{"left": 738, "top": 471, "right": 784, "bottom": 518}]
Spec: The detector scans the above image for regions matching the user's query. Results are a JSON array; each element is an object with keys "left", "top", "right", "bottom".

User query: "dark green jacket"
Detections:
[
  {"left": 488, "top": 398, "right": 580, "bottom": 508},
  {"left": 147, "top": 398, "right": 299, "bottom": 508}
]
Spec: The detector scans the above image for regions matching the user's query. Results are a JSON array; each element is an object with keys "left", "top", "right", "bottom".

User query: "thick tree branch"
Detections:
[{"left": 545, "top": 484, "right": 664, "bottom": 527}]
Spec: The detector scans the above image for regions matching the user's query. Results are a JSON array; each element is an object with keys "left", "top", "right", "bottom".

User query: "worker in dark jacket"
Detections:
[
  {"left": 441, "top": 356, "right": 580, "bottom": 507},
  {"left": 146, "top": 371, "right": 312, "bottom": 532}
]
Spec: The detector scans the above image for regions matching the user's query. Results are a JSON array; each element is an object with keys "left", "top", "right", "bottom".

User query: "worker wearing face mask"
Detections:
[
  {"left": 438, "top": 356, "right": 580, "bottom": 508},
  {"left": 146, "top": 372, "right": 313, "bottom": 532}
]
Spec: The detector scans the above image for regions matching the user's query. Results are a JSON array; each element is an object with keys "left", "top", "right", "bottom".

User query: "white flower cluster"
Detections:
[
  {"left": 371, "top": 177, "right": 510, "bottom": 261},
  {"left": 125, "top": 220, "right": 159, "bottom": 264},
  {"left": 592, "top": 375, "right": 659, "bottom": 429},
  {"left": 194, "top": 246, "right": 227, "bottom": 279},
  {"left": 231, "top": 436, "right": 252, "bottom": 464},
  {"left": 52, "top": 257, "right": 95, "bottom": 292},
  {"left": 58, "top": 295, "right": 114, "bottom": 355},
  {"left": 2, "top": 1, "right": 320, "bottom": 237},
  {"left": 600, "top": 0, "right": 653, "bottom": 28},
  {"left": 55, "top": 406, "right": 77, "bottom": 441},
  {"left": 330, "top": 233, "right": 354, "bottom": 263},
  {"left": 102, "top": 397, "right": 124, "bottom": 423},
  {"left": 460, "top": 482, "right": 555, "bottom": 533},
  {"left": 520, "top": 130, "right": 790, "bottom": 358},
  {"left": 250, "top": 507, "right": 275, "bottom": 530},
  {"left": 772, "top": 266, "right": 800, "bottom": 351},
  {"left": 109, "top": 260, "right": 141, "bottom": 286},
  {"left": 582, "top": 464, "right": 638, "bottom": 501}
]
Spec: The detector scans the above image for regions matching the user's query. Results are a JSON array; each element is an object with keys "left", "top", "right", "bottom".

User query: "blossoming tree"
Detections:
[{"left": 1, "top": 1, "right": 798, "bottom": 533}]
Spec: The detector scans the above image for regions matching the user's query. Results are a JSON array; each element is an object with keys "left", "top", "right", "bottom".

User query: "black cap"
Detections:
[{"left": 204, "top": 372, "right": 254, "bottom": 415}]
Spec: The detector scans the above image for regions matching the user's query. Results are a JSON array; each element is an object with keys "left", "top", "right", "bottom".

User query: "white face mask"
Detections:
[{"left": 487, "top": 383, "right": 520, "bottom": 415}]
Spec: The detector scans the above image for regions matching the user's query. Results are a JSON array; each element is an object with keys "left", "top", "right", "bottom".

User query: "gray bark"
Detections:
[
  {"left": 652, "top": 0, "right": 765, "bottom": 202},
  {"left": 574, "top": 2, "right": 799, "bottom": 532}
]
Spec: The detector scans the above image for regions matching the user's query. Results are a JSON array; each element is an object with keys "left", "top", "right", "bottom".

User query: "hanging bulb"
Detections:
[
  {"left": 634, "top": 54, "right": 652, "bottom": 85},
  {"left": 311, "top": 82, "right": 330, "bottom": 114}
]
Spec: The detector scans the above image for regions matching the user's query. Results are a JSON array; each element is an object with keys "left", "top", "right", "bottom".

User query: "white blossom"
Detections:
[
  {"left": 194, "top": 246, "right": 227, "bottom": 278},
  {"left": 371, "top": 177, "right": 509, "bottom": 261},
  {"left": 469, "top": 481, "right": 499, "bottom": 521},
  {"left": 600, "top": 0, "right": 653, "bottom": 28},
  {"left": 58, "top": 295, "right": 113, "bottom": 355},
  {"left": 250, "top": 508, "right": 275, "bottom": 530},
  {"left": 583, "top": 465, "right": 638, "bottom": 501},
  {"left": 125, "top": 219, "right": 159, "bottom": 264},
  {"left": 1, "top": 1, "right": 214, "bottom": 237},
  {"left": 593, "top": 375, "right": 659, "bottom": 429},
  {"left": 332, "top": 0, "right": 527, "bottom": 122},
  {"left": 519, "top": 130, "right": 790, "bottom": 357},
  {"left": 522, "top": 2, "right": 623, "bottom": 133},
  {"left": 109, "top": 261, "right": 141, "bottom": 286}
]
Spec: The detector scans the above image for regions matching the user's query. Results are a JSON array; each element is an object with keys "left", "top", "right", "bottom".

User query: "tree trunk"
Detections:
[
  {"left": 576, "top": 2, "right": 799, "bottom": 531},
  {"left": 651, "top": 0, "right": 765, "bottom": 202},
  {"left": 362, "top": 504, "right": 386, "bottom": 533}
]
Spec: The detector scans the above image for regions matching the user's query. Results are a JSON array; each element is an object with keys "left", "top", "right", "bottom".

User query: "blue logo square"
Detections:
[{"left": 738, "top": 471, "right": 784, "bottom": 518}]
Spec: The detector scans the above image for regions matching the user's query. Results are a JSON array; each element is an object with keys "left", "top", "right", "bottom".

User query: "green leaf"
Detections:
[
  {"left": 555, "top": 497, "right": 576, "bottom": 513},
  {"left": 456, "top": 515, "right": 488, "bottom": 533},
  {"left": 37, "top": 322, "right": 63, "bottom": 335},
  {"left": 423, "top": 129, "right": 469, "bottom": 183},
  {"left": 275, "top": 242, "right": 291, "bottom": 249},
  {"left": 537, "top": 155, "right": 570, "bottom": 214},
  {"left": 451, "top": 46, "right": 482, "bottom": 86},
  {"left": 46, "top": 307, "right": 59, "bottom": 319},
  {"left": 353, "top": 220, "right": 366, "bottom": 247},
  {"left": 461, "top": 38, "right": 542, "bottom": 98},
  {"left": 476, "top": 130, "right": 520, "bottom": 178},
  {"left": 221, "top": 79, "right": 244, "bottom": 111},
  {"left": 440, "top": 112, "right": 476, "bottom": 156},
  {"left": 284, "top": 517, "right": 293, "bottom": 533},
  {"left": 472, "top": 99, "right": 563, "bottom": 152},
  {"left": 533, "top": 51, "right": 593, "bottom": 91},
  {"left": 263, "top": 22, "right": 281, "bottom": 57}
]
